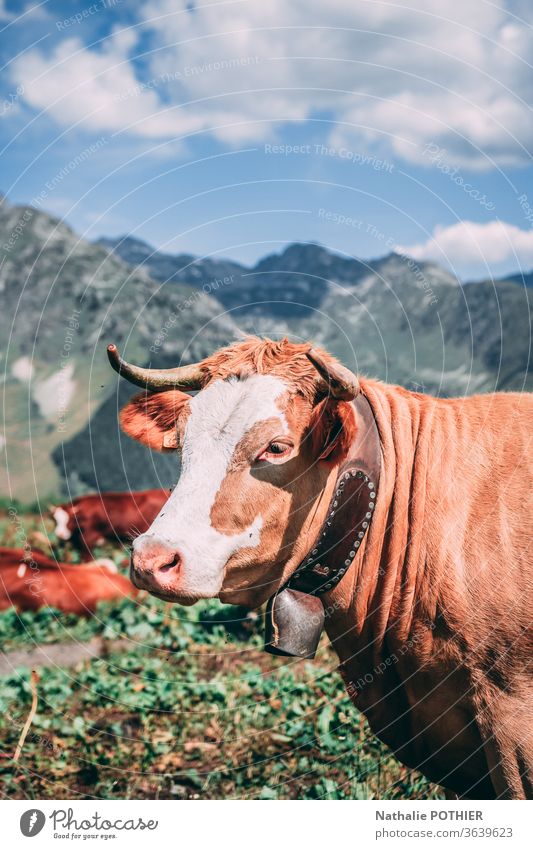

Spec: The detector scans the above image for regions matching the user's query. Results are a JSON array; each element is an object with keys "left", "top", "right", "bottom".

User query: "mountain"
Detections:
[
  {"left": 100, "top": 236, "right": 532, "bottom": 395},
  {"left": 489, "top": 270, "right": 533, "bottom": 289},
  {"left": 99, "top": 236, "right": 459, "bottom": 316},
  {"left": 98, "top": 235, "right": 245, "bottom": 291},
  {"left": 1, "top": 203, "right": 530, "bottom": 500},
  {"left": 0, "top": 200, "right": 236, "bottom": 500}
]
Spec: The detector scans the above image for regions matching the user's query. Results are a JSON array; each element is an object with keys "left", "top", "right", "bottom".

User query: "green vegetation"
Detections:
[
  {"left": 2, "top": 199, "right": 531, "bottom": 501},
  {"left": 0, "top": 508, "right": 442, "bottom": 800}
]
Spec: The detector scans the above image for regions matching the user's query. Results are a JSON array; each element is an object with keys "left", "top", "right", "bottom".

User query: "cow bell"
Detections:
[{"left": 264, "top": 588, "right": 325, "bottom": 659}]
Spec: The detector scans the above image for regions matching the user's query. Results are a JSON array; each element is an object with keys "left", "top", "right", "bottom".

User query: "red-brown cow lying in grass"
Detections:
[
  {"left": 0, "top": 547, "right": 136, "bottom": 615},
  {"left": 107, "top": 336, "right": 533, "bottom": 799},
  {"left": 52, "top": 490, "right": 168, "bottom": 560}
]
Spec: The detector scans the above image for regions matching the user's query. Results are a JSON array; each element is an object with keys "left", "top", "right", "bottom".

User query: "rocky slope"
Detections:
[
  {"left": 102, "top": 236, "right": 532, "bottom": 396},
  {"left": 1, "top": 199, "right": 530, "bottom": 500},
  {"left": 0, "top": 200, "right": 236, "bottom": 500}
]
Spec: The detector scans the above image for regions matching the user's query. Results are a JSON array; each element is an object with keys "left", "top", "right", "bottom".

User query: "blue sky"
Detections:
[{"left": 1, "top": 0, "right": 532, "bottom": 279}]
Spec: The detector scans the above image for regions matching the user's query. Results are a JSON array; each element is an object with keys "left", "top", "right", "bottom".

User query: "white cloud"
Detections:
[
  {"left": 9, "top": 30, "right": 192, "bottom": 138},
  {"left": 9, "top": 24, "right": 265, "bottom": 142},
  {"left": 9, "top": 0, "right": 533, "bottom": 167},
  {"left": 397, "top": 220, "right": 533, "bottom": 272},
  {"left": 139, "top": 0, "right": 533, "bottom": 166}
]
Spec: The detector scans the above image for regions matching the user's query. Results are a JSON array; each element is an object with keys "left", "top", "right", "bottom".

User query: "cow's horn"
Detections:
[
  {"left": 306, "top": 347, "right": 360, "bottom": 400},
  {"left": 107, "top": 344, "right": 204, "bottom": 390}
]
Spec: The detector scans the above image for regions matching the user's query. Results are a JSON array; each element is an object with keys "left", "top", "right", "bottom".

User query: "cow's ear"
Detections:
[
  {"left": 119, "top": 390, "right": 189, "bottom": 451},
  {"left": 308, "top": 398, "right": 357, "bottom": 463}
]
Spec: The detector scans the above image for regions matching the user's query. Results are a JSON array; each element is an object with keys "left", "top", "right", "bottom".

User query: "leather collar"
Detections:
[{"left": 265, "top": 392, "right": 381, "bottom": 658}]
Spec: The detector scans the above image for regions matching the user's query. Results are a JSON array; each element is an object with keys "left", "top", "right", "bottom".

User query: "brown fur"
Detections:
[
  {"left": 118, "top": 337, "right": 533, "bottom": 799},
  {"left": 308, "top": 396, "right": 357, "bottom": 461},
  {"left": 0, "top": 547, "right": 136, "bottom": 615},
  {"left": 120, "top": 390, "right": 190, "bottom": 451},
  {"left": 329, "top": 381, "right": 533, "bottom": 799},
  {"left": 54, "top": 490, "right": 171, "bottom": 559},
  {"left": 200, "top": 336, "right": 328, "bottom": 401}
]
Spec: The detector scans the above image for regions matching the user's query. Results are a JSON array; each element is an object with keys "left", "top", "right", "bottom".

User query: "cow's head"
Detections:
[
  {"left": 109, "top": 338, "right": 360, "bottom": 608},
  {"left": 52, "top": 505, "right": 75, "bottom": 541}
]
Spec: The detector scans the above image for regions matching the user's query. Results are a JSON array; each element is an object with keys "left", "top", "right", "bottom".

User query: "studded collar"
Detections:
[
  {"left": 265, "top": 392, "right": 381, "bottom": 658},
  {"left": 287, "top": 392, "right": 381, "bottom": 596}
]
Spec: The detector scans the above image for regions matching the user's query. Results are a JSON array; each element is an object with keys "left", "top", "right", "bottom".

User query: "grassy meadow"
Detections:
[{"left": 0, "top": 504, "right": 441, "bottom": 800}]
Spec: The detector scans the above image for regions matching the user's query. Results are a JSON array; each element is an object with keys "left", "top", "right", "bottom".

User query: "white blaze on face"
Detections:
[
  {"left": 145, "top": 374, "right": 289, "bottom": 596},
  {"left": 17, "top": 562, "right": 27, "bottom": 578},
  {"left": 53, "top": 507, "right": 72, "bottom": 540}
]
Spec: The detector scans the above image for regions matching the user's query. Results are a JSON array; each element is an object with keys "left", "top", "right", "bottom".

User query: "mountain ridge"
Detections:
[
  {"left": 98, "top": 234, "right": 532, "bottom": 290},
  {"left": 1, "top": 199, "right": 531, "bottom": 498}
]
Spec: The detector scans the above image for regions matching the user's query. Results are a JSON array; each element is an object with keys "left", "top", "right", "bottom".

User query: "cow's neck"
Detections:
[
  {"left": 265, "top": 390, "right": 382, "bottom": 658},
  {"left": 324, "top": 380, "right": 435, "bottom": 668}
]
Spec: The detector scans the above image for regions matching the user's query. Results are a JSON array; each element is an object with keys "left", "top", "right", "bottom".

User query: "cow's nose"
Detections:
[{"left": 131, "top": 534, "right": 181, "bottom": 584}]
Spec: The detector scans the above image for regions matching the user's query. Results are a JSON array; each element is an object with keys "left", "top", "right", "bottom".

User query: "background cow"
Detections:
[
  {"left": 108, "top": 336, "right": 533, "bottom": 800},
  {"left": 52, "top": 489, "right": 169, "bottom": 560},
  {"left": 0, "top": 547, "right": 136, "bottom": 615}
]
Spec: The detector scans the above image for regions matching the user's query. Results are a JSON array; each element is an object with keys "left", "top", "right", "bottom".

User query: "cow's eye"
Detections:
[
  {"left": 268, "top": 441, "right": 287, "bottom": 454},
  {"left": 256, "top": 441, "right": 293, "bottom": 462}
]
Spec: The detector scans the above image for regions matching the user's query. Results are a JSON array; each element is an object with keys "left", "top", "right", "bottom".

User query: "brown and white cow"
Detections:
[
  {"left": 0, "top": 547, "right": 137, "bottom": 614},
  {"left": 52, "top": 490, "right": 169, "bottom": 560},
  {"left": 108, "top": 336, "right": 533, "bottom": 799}
]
